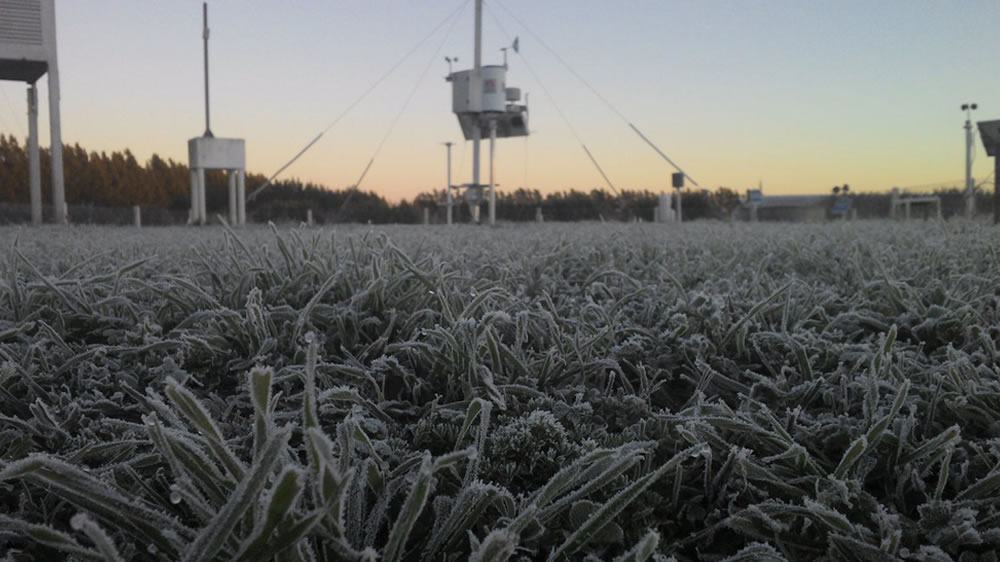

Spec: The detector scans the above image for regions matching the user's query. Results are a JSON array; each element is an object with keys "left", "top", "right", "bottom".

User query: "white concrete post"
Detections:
[
  {"left": 489, "top": 121, "right": 496, "bottom": 225},
  {"left": 196, "top": 167, "right": 207, "bottom": 224},
  {"left": 133, "top": 205, "right": 141, "bottom": 227},
  {"left": 237, "top": 169, "right": 246, "bottom": 225},
  {"left": 536, "top": 206, "right": 543, "bottom": 222},
  {"left": 444, "top": 142, "right": 453, "bottom": 225},
  {"left": 472, "top": 128, "right": 481, "bottom": 224},
  {"left": 657, "top": 193, "right": 670, "bottom": 223},
  {"left": 227, "top": 170, "right": 237, "bottom": 224},
  {"left": 27, "top": 84, "right": 41, "bottom": 226},
  {"left": 423, "top": 207, "right": 430, "bottom": 225},
  {"left": 306, "top": 208, "right": 313, "bottom": 226},
  {"left": 47, "top": 51, "right": 66, "bottom": 224},
  {"left": 189, "top": 169, "right": 198, "bottom": 224}
]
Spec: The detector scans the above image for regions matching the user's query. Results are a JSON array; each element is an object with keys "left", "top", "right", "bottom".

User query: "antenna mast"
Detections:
[
  {"left": 203, "top": 2, "right": 213, "bottom": 137},
  {"left": 471, "top": 0, "right": 483, "bottom": 223}
]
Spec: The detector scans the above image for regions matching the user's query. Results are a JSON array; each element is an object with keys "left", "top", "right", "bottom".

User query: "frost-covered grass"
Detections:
[{"left": 1, "top": 220, "right": 999, "bottom": 561}]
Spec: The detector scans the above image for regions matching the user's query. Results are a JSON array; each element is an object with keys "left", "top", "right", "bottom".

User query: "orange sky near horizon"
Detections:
[{"left": 2, "top": 1, "right": 997, "bottom": 203}]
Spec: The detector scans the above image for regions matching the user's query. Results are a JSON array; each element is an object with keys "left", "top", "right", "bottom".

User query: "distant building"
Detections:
[{"left": 732, "top": 195, "right": 832, "bottom": 222}]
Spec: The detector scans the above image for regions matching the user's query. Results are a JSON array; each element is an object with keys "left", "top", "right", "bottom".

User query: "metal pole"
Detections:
[
  {"left": 445, "top": 142, "right": 453, "bottom": 225},
  {"left": 966, "top": 117, "right": 975, "bottom": 218},
  {"left": 489, "top": 121, "right": 496, "bottom": 225},
  {"left": 474, "top": 0, "right": 482, "bottom": 74},
  {"left": 203, "top": 2, "right": 213, "bottom": 137},
  {"left": 27, "top": 84, "right": 41, "bottom": 226},
  {"left": 676, "top": 188, "right": 683, "bottom": 223},
  {"left": 471, "top": 0, "right": 482, "bottom": 224}
]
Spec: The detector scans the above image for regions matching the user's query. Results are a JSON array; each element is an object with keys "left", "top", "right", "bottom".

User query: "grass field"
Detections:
[{"left": 1, "top": 221, "right": 999, "bottom": 561}]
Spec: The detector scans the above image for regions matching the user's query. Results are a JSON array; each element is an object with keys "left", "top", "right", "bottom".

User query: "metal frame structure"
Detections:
[
  {"left": 0, "top": 0, "right": 65, "bottom": 224},
  {"left": 187, "top": 2, "right": 246, "bottom": 225},
  {"left": 445, "top": 0, "right": 528, "bottom": 225},
  {"left": 889, "top": 187, "right": 941, "bottom": 220}
]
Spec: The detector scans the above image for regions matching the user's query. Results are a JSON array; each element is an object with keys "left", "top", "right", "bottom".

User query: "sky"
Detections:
[{"left": 2, "top": 0, "right": 999, "bottom": 202}]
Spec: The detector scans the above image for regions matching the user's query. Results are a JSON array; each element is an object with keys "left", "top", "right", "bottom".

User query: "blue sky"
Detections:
[{"left": 2, "top": 0, "right": 998, "bottom": 201}]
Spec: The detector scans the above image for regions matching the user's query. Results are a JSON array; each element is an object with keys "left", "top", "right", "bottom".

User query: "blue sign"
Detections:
[{"left": 832, "top": 196, "right": 853, "bottom": 216}]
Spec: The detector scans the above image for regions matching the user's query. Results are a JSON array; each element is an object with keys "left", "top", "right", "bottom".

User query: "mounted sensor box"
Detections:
[
  {"left": 0, "top": 0, "right": 57, "bottom": 82},
  {"left": 450, "top": 65, "right": 507, "bottom": 114},
  {"left": 188, "top": 137, "right": 245, "bottom": 170},
  {"left": 978, "top": 120, "right": 1000, "bottom": 157}
]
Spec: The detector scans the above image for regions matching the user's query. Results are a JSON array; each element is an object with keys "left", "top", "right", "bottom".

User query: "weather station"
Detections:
[
  {"left": 187, "top": 2, "right": 246, "bottom": 226},
  {"left": 445, "top": 0, "right": 528, "bottom": 225},
  {"left": 0, "top": 0, "right": 65, "bottom": 224}
]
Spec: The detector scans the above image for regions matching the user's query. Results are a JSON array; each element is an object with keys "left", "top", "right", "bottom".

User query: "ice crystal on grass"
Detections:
[{"left": 2, "top": 221, "right": 1000, "bottom": 559}]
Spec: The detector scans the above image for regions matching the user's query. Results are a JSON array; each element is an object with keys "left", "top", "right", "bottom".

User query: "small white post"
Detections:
[
  {"left": 423, "top": 207, "right": 430, "bottom": 225},
  {"left": 27, "top": 84, "right": 41, "bottom": 226},
  {"left": 133, "top": 205, "right": 142, "bottom": 227},
  {"left": 306, "top": 208, "right": 313, "bottom": 226},
  {"left": 657, "top": 193, "right": 670, "bottom": 223},
  {"left": 536, "top": 206, "right": 543, "bottom": 222},
  {"left": 227, "top": 170, "right": 237, "bottom": 224}
]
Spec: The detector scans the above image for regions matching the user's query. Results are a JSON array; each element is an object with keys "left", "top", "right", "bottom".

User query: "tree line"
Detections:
[{"left": 0, "top": 135, "right": 985, "bottom": 224}]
